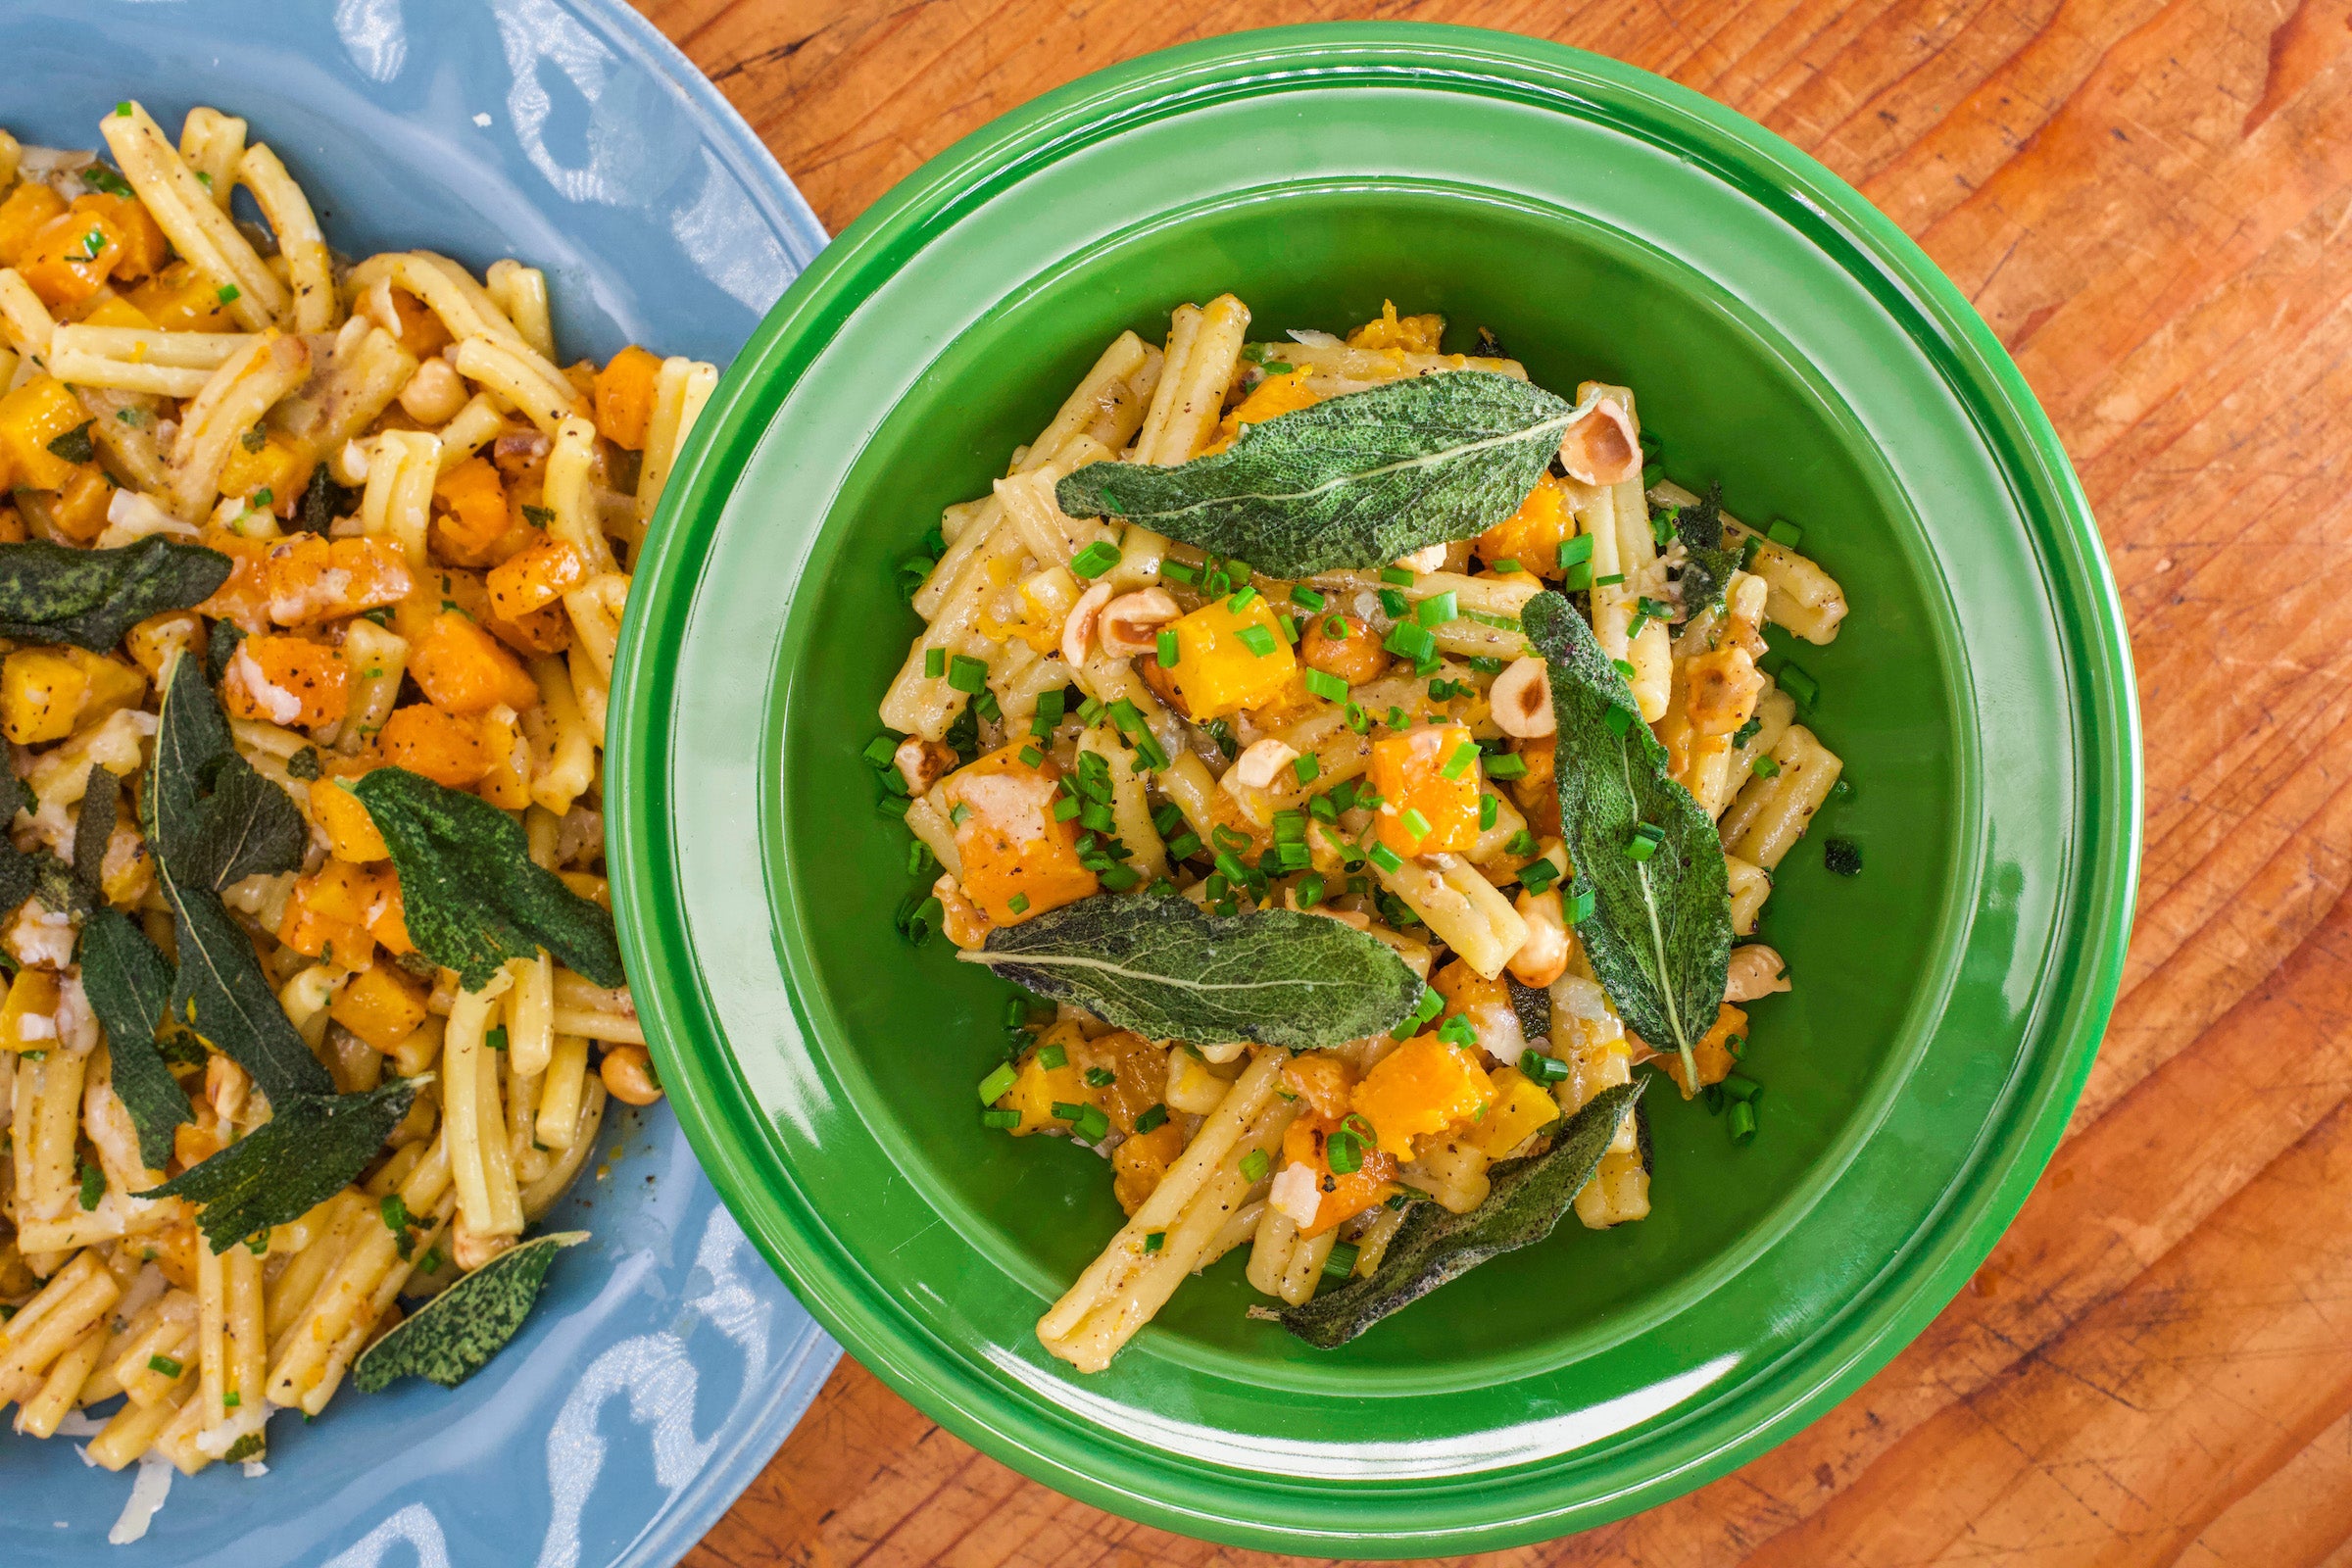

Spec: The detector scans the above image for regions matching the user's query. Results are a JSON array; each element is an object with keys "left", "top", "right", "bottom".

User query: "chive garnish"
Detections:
[
  {"left": 1068, "top": 541, "right": 1120, "bottom": 578},
  {"left": 1322, "top": 1241, "right": 1359, "bottom": 1278},
  {"left": 977, "top": 1063, "right": 1018, "bottom": 1103},
  {"left": 1240, "top": 1149, "right": 1270, "bottom": 1183}
]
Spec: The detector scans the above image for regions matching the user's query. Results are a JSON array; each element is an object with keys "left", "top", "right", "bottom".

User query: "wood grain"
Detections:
[{"left": 638, "top": 1, "right": 2352, "bottom": 1561}]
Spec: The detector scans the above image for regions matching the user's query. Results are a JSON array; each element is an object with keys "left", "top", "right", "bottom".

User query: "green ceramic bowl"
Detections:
[{"left": 609, "top": 24, "right": 2138, "bottom": 1555}]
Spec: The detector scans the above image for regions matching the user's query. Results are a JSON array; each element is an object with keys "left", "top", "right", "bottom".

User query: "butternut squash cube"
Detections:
[
  {"left": 327, "top": 961, "right": 427, "bottom": 1051},
  {"left": 485, "top": 538, "right": 586, "bottom": 620},
  {"left": 220, "top": 634, "right": 349, "bottom": 729},
  {"left": 410, "top": 611, "right": 539, "bottom": 714},
  {"left": 0, "top": 967, "right": 61, "bottom": 1046},
  {"left": 215, "top": 428, "right": 309, "bottom": 511},
  {"left": 49, "top": 466, "right": 114, "bottom": 542},
  {"left": 429, "top": 455, "right": 515, "bottom": 566},
  {"left": 1, "top": 648, "right": 89, "bottom": 743},
  {"left": 1661, "top": 1004, "right": 1750, "bottom": 1099},
  {"left": 277, "top": 867, "right": 373, "bottom": 969},
  {"left": 1165, "top": 592, "right": 1297, "bottom": 719},
  {"left": 310, "top": 776, "right": 389, "bottom": 861},
  {"left": 124, "top": 261, "right": 232, "bottom": 331},
  {"left": 996, "top": 1042, "right": 1091, "bottom": 1136},
  {"left": 69, "top": 193, "right": 167, "bottom": 281},
  {"left": 65, "top": 289, "right": 152, "bottom": 330},
  {"left": 1349, "top": 1032, "right": 1494, "bottom": 1159},
  {"left": 1370, "top": 722, "right": 1485, "bottom": 856},
  {"left": 1472, "top": 1065, "right": 1563, "bottom": 1158},
  {"left": 375, "top": 704, "right": 490, "bottom": 787},
  {"left": 19, "top": 207, "right": 125, "bottom": 308},
  {"left": 593, "top": 344, "right": 662, "bottom": 451},
  {"left": 0, "top": 181, "right": 66, "bottom": 266},
  {"left": 940, "top": 742, "right": 1098, "bottom": 924},
  {"left": 0, "top": 375, "right": 91, "bottom": 492},
  {"left": 260, "top": 535, "right": 414, "bottom": 625},
  {"left": 1476, "top": 476, "right": 1571, "bottom": 573},
  {"left": 1280, "top": 1110, "right": 1398, "bottom": 1237}
]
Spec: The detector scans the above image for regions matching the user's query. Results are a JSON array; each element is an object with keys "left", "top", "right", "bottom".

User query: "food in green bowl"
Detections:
[
  {"left": 612, "top": 25, "right": 2136, "bottom": 1552},
  {"left": 871, "top": 290, "right": 1865, "bottom": 1374}
]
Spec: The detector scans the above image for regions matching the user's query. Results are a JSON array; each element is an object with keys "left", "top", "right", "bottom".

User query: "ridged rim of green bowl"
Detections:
[{"left": 610, "top": 24, "right": 2140, "bottom": 1554}]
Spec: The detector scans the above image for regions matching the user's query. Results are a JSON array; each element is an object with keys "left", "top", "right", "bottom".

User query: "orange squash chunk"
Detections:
[
  {"left": 1477, "top": 476, "right": 1572, "bottom": 574},
  {"left": 220, "top": 635, "right": 349, "bottom": 729},
  {"left": 0, "top": 182, "right": 66, "bottom": 266},
  {"left": 1201, "top": 368, "right": 1318, "bottom": 456},
  {"left": 410, "top": 611, "right": 539, "bottom": 714},
  {"left": 1369, "top": 722, "right": 1484, "bottom": 856},
  {"left": 193, "top": 531, "right": 274, "bottom": 634},
  {"left": 1349, "top": 1032, "right": 1494, "bottom": 1159},
  {"left": 375, "top": 704, "right": 491, "bottom": 787},
  {"left": 328, "top": 963, "right": 427, "bottom": 1051},
  {"left": 261, "top": 535, "right": 415, "bottom": 626},
  {"left": 125, "top": 261, "right": 233, "bottom": 331},
  {"left": 71, "top": 193, "right": 166, "bottom": 280},
  {"left": 277, "top": 866, "right": 374, "bottom": 970},
  {"left": 1281, "top": 1110, "right": 1398, "bottom": 1237},
  {"left": 485, "top": 538, "right": 586, "bottom": 620},
  {"left": 387, "top": 288, "right": 452, "bottom": 359},
  {"left": 0, "top": 375, "right": 91, "bottom": 492},
  {"left": 216, "top": 429, "right": 309, "bottom": 511},
  {"left": 1164, "top": 593, "right": 1297, "bottom": 720},
  {"left": 309, "top": 776, "right": 389, "bottom": 861},
  {"left": 940, "top": 742, "right": 1097, "bottom": 924},
  {"left": 1661, "top": 1003, "right": 1750, "bottom": 1099},
  {"left": 19, "top": 208, "right": 124, "bottom": 308},
  {"left": 593, "top": 345, "right": 662, "bottom": 451},
  {"left": 49, "top": 466, "right": 114, "bottom": 542},
  {"left": 430, "top": 455, "right": 514, "bottom": 565}
]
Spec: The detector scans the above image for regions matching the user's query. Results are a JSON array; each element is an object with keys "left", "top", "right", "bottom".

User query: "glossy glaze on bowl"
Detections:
[
  {"left": 612, "top": 24, "right": 2139, "bottom": 1555},
  {"left": 0, "top": 4, "right": 836, "bottom": 1566}
]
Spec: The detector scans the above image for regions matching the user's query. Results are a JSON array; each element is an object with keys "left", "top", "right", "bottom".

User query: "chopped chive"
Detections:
[
  {"left": 1491, "top": 558, "right": 1522, "bottom": 573},
  {"left": 1377, "top": 588, "right": 1409, "bottom": 619},
  {"left": 1099, "top": 864, "right": 1142, "bottom": 891},
  {"left": 1293, "top": 753, "right": 1320, "bottom": 786},
  {"left": 1152, "top": 804, "right": 1184, "bottom": 835},
  {"left": 1215, "top": 851, "right": 1250, "bottom": 884},
  {"left": 116, "top": 101, "right": 133, "bottom": 117},
  {"left": 1566, "top": 887, "right": 1595, "bottom": 921},
  {"left": 1290, "top": 586, "right": 1326, "bottom": 611},
  {"left": 1367, "top": 841, "right": 1403, "bottom": 874},
  {"left": 1236, "top": 624, "right": 1277, "bottom": 657},
  {"left": 1322, "top": 1241, "right": 1359, "bottom": 1278},
  {"left": 1006, "top": 893, "right": 1031, "bottom": 914},
  {"left": 1227, "top": 585, "right": 1258, "bottom": 612},
  {"left": 1143, "top": 1230, "right": 1166, "bottom": 1253},
  {"left": 1079, "top": 803, "right": 1115, "bottom": 833},
  {"left": 862, "top": 734, "right": 898, "bottom": 767},
  {"left": 1135, "top": 1102, "right": 1170, "bottom": 1134},
  {"left": 1752, "top": 756, "right": 1783, "bottom": 779},
  {"left": 1161, "top": 559, "right": 1198, "bottom": 585},
  {"left": 1602, "top": 706, "right": 1635, "bottom": 736},
  {"left": 1295, "top": 870, "right": 1327, "bottom": 908},
  {"left": 1622, "top": 823, "right": 1664, "bottom": 862},
  {"left": 1777, "top": 663, "right": 1820, "bottom": 708},
  {"left": 1479, "top": 794, "right": 1498, "bottom": 830},
  {"left": 1165, "top": 831, "right": 1201, "bottom": 860},
  {"left": 1017, "top": 745, "right": 1045, "bottom": 769},
  {"left": 924, "top": 647, "right": 946, "bottom": 679},
  {"left": 1327, "top": 1130, "right": 1363, "bottom": 1175},
  {"left": 1303, "top": 668, "right": 1348, "bottom": 702},
  {"left": 1380, "top": 565, "right": 1416, "bottom": 586},
  {"left": 1382, "top": 622, "right": 1435, "bottom": 661},
  {"left": 978, "top": 1063, "right": 1019, "bottom": 1103},
  {"left": 1505, "top": 829, "right": 1540, "bottom": 858},
  {"left": 1068, "top": 540, "right": 1121, "bottom": 578},
  {"left": 1397, "top": 808, "right": 1432, "bottom": 841},
  {"left": 1520, "top": 858, "right": 1560, "bottom": 894},
  {"left": 1240, "top": 1149, "right": 1270, "bottom": 1183},
  {"left": 1415, "top": 591, "right": 1458, "bottom": 627},
  {"left": 1084, "top": 1065, "right": 1116, "bottom": 1089},
  {"left": 148, "top": 1353, "right": 183, "bottom": 1378},
  {"left": 1037, "top": 1043, "right": 1067, "bottom": 1070},
  {"left": 949, "top": 802, "right": 971, "bottom": 826},
  {"left": 1325, "top": 614, "right": 1350, "bottom": 639},
  {"left": 77, "top": 1161, "right": 104, "bottom": 1210},
  {"left": 217, "top": 283, "right": 241, "bottom": 304},
  {"left": 222, "top": 1391, "right": 241, "bottom": 1408},
  {"left": 381, "top": 1193, "right": 412, "bottom": 1234},
  {"left": 1593, "top": 572, "right": 1626, "bottom": 587},
  {"left": 1728, "top": 1100, "right": 1758, "bottom": 1145},
  {"left": 1442, "top": 741, "right": 1479, "bottom": 780},
  {"left": 1518, "top": 1050, "right": 1569, "bottom": 1084},
  {"left": 946, "top": 654, "right": 989, "bottom": 694},
  {"left": 1558, "top": 536, "right": 1594, "bottom": 569},
  {"left": 1436, "top": 1013, "right": 1478, "bottom": 1049},
  {"left": 1156, "top": 628, "right": 1179, "bottom": 667},
  {"left": 1276, "top": 613, "right": 1298, "bottom": 645},
  {"left": 1485, "top": 752, "right": 1528, "bottom": 781},
  {"left": 980, "top": 1107, "right": 1021, "bottom": 1130},
  {"left": 1722, "top": 1074, "right": 1763, "bottom": 1103},
  {"left": 1766, "top": 518, "right": 1803, "bottom": 548},
  {"left": 1053, "top": 1102, "right": 1109, "bottom": 1141},
  {"left": 1612, "top": 659, "right": 1637, "bottom": 678},
  {"left": 1563, "top": 562, "right": 1594, "bottom": 591}
]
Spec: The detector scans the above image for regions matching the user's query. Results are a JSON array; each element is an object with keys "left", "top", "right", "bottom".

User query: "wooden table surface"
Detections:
[{"left": 637, "top": 1, "right": 2352, "bottom": 1562}]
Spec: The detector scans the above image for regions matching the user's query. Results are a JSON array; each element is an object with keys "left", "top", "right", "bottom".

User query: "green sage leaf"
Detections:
[
  {"left": 1054, "top": 370, "right": 1573, "bottom": 577},
  {"left": 0, "top": 537, "right": 232, "bottom": 653},
  {"left": 1665, "top": 482, "right": 1740, "bottom": 616},
  {"left": 353, "top": 1230, "right": 588, "bottom": 1391},
  {"left": 71, "top": 762, "right": 119, "bottom": 894},
  {"left": 145, "top": 656, "right": 329, "bottom": 1103},
  {"left": 1521, "top": 593, "right": 1730, "bottom": 1084},
  {"left": 1277, "top": 1079, "right": 1644, "bottom": 1348},
  {"left": 137, "top": 1077, "right": 416, "bottom": 1251},
  {"left": 78, "top": 906, "right": 186, "bottom": 1170},
  {"left": 961, "top": 895, "right": 1421, "bottom": 1051},
  {"left": 351, "top": 767, "right": 625, "bottom": 991}
]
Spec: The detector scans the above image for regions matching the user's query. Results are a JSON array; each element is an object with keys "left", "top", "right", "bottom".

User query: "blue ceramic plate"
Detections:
[{"left": 0, "top": 3, "right": 837, "bottom": 1564}]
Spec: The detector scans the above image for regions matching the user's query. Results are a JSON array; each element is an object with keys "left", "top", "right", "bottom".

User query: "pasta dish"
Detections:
[
  {"left": 0, "top": 99, "right": 712, "bottom": 1509},
  {"left": 870, "top": 294, "right": 1851, "bottom": 1370}
]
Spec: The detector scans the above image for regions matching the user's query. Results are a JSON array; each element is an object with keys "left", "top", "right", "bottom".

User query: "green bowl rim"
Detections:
[{"left": 610, "top": 23, "right": 2141, "bottom": 1553}]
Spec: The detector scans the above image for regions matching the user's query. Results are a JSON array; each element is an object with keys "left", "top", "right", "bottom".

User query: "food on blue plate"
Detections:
[
  {"left": 0, "top": 102, "right": 715, "bottom": 1470},
  {"left": 869, "top": 295, "right": 1851, "bottom": 1370}
]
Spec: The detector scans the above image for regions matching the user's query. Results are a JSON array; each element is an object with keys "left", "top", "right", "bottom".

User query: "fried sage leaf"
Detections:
[
  {"left": 145, "top": 656, "right": 328, "bottom": 1102},
  {"left": 1277, "top": 1079, "right": 1644, "bottom": 1348},
  {"left": 351, "top": 767, "right": 625, "bottom": 990},
  {"left": 962, "top": 895, "right": 1422, "bottom": 1051},
  {"left": 78, "top": 907, "right": 186, "bottom": 1170},
  {"left": 1663, "top": 481, "right": 1740, "bottom": 616},
  {"left": 138, "top": 1077, "right": 416, "bottom": 1251},
  {"left": 1054, "top": 370, "right": 1573, "bottom": 577},
  {"left": 0, "top": 537, "right": 231, "bottom": 653},
  {"left": 354, "top": 1230, "right": 588, "bottom": 1391},
  {"left": 1522, "top": 593, "right": 1730, "bottom": 1085}
]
